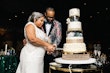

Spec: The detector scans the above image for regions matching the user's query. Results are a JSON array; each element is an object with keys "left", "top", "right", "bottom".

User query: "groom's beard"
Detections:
[{"left": 46, "top": 19, "right": 53, "bottom": 24}]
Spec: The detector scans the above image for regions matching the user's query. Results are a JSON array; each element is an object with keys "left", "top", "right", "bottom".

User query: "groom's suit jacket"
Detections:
[{"left": 43, "top": 19, "right": 62, "bottom": 47}]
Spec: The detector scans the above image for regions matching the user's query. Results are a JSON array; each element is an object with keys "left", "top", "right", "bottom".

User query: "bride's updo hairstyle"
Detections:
[{"left": 28, "top": 12, "right": 44, "bottom": 22}]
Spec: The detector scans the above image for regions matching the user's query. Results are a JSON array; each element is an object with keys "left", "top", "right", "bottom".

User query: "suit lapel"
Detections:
[
  {"left": 43, "top": 22, "right": 46, "bottom": 33},
  {"left": 48, "top": 23, "right": 54, "bottom": 36},
  {"left": 43, "top": 19, "right": 55, "bottom": 36}
]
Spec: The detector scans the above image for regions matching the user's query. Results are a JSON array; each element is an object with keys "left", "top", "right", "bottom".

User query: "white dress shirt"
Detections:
[{"left": 45, "top": 23, "right": 52, "bottom": 35}]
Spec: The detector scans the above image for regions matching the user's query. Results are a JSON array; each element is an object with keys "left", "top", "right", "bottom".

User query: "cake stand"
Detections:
[{"left": 55, "top": 57, "right": 96, "bottom": 64}]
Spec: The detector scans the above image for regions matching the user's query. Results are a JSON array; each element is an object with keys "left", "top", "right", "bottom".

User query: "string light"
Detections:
[
  {"left": 97, "top": 12, "right": 100, "bottom": 14},
  {"left": 15, "top": 15, "right": 17, "bottom": 18},
  {"left": 90, "top": 16, "right": 93, "bottom": 18},
  {"left": 9, "top": 19, "right": 11, "bottom": 21},
  {"left": 84, "top": 3, "right": 87, "bottom": 6},
  {"left": 21, "top": 11, "right": 24, "bottom": 14},
  {"left": 105, "top": 8, "right": 108, "bottom": 11}
]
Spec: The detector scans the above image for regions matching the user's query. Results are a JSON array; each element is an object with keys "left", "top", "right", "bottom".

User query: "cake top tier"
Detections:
[{"left": 69, "top": 8, "right": 80, "bottom": 17}]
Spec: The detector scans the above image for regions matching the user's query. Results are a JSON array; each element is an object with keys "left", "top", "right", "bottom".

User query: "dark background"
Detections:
[{"left": 0, "top": 0, "right": 110, "bottom": 50}]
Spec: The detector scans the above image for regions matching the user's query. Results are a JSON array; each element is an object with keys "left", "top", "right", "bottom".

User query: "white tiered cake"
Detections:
[
  {"left": 62, "top": 8, "right": 90, "bottom": 60},
  {"left": 55, "top": 8, "right": 96, "bottom": 65}
]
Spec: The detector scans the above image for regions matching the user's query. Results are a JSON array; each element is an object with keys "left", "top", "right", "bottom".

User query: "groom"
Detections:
[{"left": 43, "top": 7, "right": 62, "bottom": 73}]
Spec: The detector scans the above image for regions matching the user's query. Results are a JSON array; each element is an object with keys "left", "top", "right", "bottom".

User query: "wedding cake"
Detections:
[{"left": 62, "top": 8, "right": 90, "bottom": 60}]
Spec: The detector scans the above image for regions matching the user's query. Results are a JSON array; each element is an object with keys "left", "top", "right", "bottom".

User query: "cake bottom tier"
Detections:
[{"left": 62, "top": 53, "right": 90, "bottom": 60}]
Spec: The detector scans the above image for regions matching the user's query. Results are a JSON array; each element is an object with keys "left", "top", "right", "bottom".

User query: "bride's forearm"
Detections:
[{"left": 29, "top": 37, "right": 49, "bottom": 49}]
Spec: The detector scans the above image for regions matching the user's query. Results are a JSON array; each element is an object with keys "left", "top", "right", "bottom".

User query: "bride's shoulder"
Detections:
[
  {"left": 24, "top": 22, "right": 35, "bottom": 29},
  {"left": 25, "top": 22, "right": 35, "bottom": 27},
  {"left": 26, "top": 22, "right": 34, "bottom": 25}
]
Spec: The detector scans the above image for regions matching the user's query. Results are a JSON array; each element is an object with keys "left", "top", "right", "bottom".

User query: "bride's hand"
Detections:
[
  {"left": 53, "top": 44, "right": 57, "bottom": 48},
  {"left": 47, "top": 51, "right": 53, "bottom": 55},
  {"left": 46, "top": 44, "right": 55, "bottom": 53},
  {"left": 46, "top": 44, "right": 56, "bottom": 55}
]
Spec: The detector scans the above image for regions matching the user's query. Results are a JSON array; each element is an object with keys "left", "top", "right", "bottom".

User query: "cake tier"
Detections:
[
  {"left": 66, "top": 37, "right": 84, "bottom": 43},
  {"left": 69, "top": 8, "right": 80, "bottom": 17},
  {"left": 63, "top": 43, "right": 86, "bottom": 53},
  {"left": 62, "top": 53, "right": 90, "bottom": 60},
  {"left": 67, "top": 21, "right": 82, "bottom": 31}
]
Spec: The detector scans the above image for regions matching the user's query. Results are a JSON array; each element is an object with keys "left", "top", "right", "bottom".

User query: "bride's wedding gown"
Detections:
[{"left": 16, "top": 22, "right": 48, "bottom": 73}]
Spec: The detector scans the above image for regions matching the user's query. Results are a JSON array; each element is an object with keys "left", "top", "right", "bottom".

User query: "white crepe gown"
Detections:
[{"left": 16, "top": 22, "right": 48, "bottom": 73}]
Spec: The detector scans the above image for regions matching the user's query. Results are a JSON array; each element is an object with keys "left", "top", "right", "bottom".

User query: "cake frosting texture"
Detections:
[
  {"left": 63, "top": 43, "right": 86, "bottom": 53},
  {"left": 68, "top": 21, "right": 82, "bottom": 31},
  {"left": 69, "top": 8, "right": 80, "bottom": 17},
  {"left": 66, "top": 37, "right": 84, "bottom": 43}
]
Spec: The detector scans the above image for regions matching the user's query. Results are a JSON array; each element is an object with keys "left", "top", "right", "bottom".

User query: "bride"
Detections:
[{"left": 16, "top": 12, "right": 55, "bottom": 73}]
